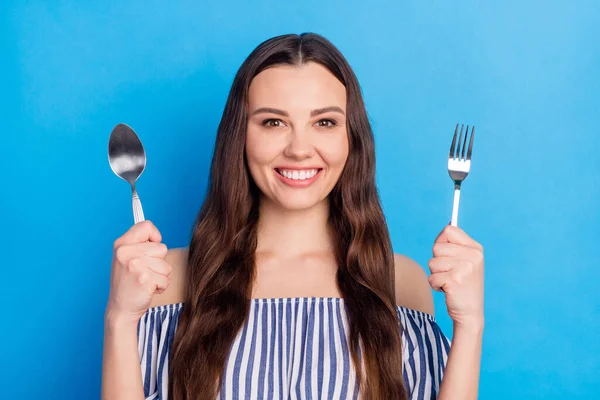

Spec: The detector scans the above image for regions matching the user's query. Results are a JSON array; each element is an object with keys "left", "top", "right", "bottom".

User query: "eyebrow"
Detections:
[{"left": 251, "top": 106, "right": 346, "bottom": 117}]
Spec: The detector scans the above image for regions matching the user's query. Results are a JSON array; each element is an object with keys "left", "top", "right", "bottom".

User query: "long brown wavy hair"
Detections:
[{"left": 169, "top": 32, "right": 407, "bottom": 400}]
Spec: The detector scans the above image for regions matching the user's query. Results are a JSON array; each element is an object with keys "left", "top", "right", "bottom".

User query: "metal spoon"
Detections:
[{"left": 108, "top": 123, "right": 146, "bottom": 224}]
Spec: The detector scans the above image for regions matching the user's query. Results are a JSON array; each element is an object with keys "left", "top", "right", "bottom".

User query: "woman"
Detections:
[{"left": 102, "top": 33, "right": 484, "bottom": 400}]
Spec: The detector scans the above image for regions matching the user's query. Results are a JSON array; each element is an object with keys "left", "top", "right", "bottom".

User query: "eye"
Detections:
[
  {"left": 262, "top": 118, "right": 284, "bottom": 128},
  {"left": 316, "top": 119, "right": 337, "bottom": 128}
]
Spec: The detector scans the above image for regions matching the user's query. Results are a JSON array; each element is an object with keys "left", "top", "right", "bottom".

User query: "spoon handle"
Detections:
[{"left": 132, "top": 189, "right": 145, "bottom": 224}]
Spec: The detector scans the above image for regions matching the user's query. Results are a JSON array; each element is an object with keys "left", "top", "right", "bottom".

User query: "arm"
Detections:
[
  {"left": 101, "top": 313, "right": 145, "bottom": 400},
  {"left": 393, "top": 253, "right": 435, "bottom": 315},
  {"left": 394, "top": 223, "right": 485, "bottom": 399},
  {"left": 101, "top": 222, "right": 182, "bottom": 400},
  {"left": 437, "top": 322, "right": 483, "bottom": 400},
  {"left": 428, "top": 224, "right": 485, "bottom": 400}
]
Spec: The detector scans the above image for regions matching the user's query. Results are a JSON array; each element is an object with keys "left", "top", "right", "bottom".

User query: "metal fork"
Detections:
[{"left": 448, "top": 124, "right": 475, "bottom": 227}]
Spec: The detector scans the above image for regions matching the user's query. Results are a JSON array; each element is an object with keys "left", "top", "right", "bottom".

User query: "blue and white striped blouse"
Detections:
[{"left": 137, "top": 297, "right": 451, "bottom": 400}]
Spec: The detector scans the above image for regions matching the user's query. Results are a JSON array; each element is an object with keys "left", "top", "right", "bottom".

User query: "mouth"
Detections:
[
  {"left": 274, "top": 167, "right": 323, "bottom": 187},
  {"left": 275, "top": 168, "right": 321, "bottom": 180}
]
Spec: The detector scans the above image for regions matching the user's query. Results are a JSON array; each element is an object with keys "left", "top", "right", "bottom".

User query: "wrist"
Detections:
[
  {"left": 453, "top": 317, "right": 485, "bottom": 337},
  {"left": 104, "top": 308, "right": 141, "bottom": 332}
]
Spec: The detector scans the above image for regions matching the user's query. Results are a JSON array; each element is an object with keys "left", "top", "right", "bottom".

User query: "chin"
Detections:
[{"left": 274, "top": 196, "right": 326, "bottom": 212}]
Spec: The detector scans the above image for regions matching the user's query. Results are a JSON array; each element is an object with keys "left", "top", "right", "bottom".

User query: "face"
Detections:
[{"left": 245, "top": 62, "right": 349, "bottom": 211}]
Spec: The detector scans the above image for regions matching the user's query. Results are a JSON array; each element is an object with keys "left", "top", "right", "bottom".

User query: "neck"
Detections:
[{"left": 256, "top": 197, "right": 333, "bottom": 256}]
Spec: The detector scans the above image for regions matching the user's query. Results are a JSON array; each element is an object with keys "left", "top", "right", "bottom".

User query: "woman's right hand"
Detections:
[{"left": 105, "top": 220, "right": 172, "bottom": 325}]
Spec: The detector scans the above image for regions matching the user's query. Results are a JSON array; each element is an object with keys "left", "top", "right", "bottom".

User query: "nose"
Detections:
[{"left": 283, "top": 129, "right": 315, "bottom": 160}]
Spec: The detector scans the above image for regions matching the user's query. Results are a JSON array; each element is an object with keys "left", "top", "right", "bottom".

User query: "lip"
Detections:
[
  {"left": 274, "top": 167, "right": 323, "bottom": 188},
  {"left": 274, "top": 166, "right": 324, "bottom": 170}
]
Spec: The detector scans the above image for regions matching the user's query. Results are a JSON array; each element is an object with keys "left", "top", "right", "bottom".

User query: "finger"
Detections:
[
  {"left": 432, "top": 242, "right": 474, "bottom": 258},
  {"left": 114, "top": 242, "right": 167, "bottom": 266},
  {"left": 136, "top": 242, "right": 169, "bottom": 259},
  {"left": 428, "top": 271, "right": 452, "bottom": 293},
  {"left": 434, "top": 225, "right": 481, "bottom": 250},
  {"left": 150, "top": 271, "right": 170, "bottom": 293},
  {"left": 117, "top": 220, "right": 162, "bottom": 246},
  {"left": 428, "top": 257, "right": 457, "bottom": 273},
  {"left": 434, "top": 226, "right": 450, "bottom": 244},
  {"left": 141, "top": 255, "right": 172, "bottom": 277},
  {"left": 138, "top": 270, "right": 170, "bottom": 295},
  {"left": 446, "top": 225, "right": 481, "bottom": 249}
]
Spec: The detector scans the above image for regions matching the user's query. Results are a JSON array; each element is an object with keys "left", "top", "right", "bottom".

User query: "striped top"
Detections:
[{"left": 138, "top": 297, "right": 451, "bottom": 400}]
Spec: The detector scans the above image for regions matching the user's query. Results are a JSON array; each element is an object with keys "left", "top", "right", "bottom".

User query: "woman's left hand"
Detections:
[{"left": 428, "top": 224, "right": 485, "bottom": 331}]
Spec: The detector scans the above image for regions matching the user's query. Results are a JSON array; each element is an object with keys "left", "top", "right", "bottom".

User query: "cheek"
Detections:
[
  {"left": 244, "top": 132, "right": 262, "bottom": 181},
  {"left": 320, "top": 135, "right": 349, "bottom": 169},
  {"left": 245, "top": 129, "right": 281, "bottom": 179},
  {"left": 246, "top": 130, "right": 270, "bottom": 165}
]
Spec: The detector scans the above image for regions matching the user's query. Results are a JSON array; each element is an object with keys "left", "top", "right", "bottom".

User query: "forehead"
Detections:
[{"left": 248, "top": 62, "right": 347, "bottom": 111}]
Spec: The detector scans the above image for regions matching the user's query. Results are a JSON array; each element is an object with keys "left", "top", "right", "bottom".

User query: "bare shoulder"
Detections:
[
  {"left": 149, "top": 247, "right": 188, "bottom": 308},
  {"left": 393, "top": 253, "right": 434, "bottom": 316}
]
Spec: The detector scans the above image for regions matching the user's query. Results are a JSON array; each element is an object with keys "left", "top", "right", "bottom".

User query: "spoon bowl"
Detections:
[{"left": 108, "top": 123, "right": 147, "bottom": 223}]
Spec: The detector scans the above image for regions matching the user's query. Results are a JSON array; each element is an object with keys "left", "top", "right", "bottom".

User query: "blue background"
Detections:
[{"left": 1, "top": 1, "right": 599, "bottom": 398}]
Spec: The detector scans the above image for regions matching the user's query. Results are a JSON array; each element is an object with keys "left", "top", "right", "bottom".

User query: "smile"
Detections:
[
  {"left": 274, "top": 168, "right": 323, "bottom": 187},
  {"left": 276, "top": 168, "right": 319, "bottom": 180}
]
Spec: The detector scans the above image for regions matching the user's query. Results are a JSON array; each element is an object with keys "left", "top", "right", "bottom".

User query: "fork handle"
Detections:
[
  {"left": 132, "top": 189, "right": 145, "bottom": 224},
  {"left": 451, "top": 185, "right": 461, "bottom": 227}
]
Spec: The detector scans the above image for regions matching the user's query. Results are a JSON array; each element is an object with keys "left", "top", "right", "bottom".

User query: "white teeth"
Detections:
[{"left": 279, "top": 169, "right": 318, "bottom": 180}]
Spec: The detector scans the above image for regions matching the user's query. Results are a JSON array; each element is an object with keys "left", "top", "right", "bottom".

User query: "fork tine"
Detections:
[
  {"left": 456, "top": 124, "right": 465, "bottom": 159},
  {"left": 466, "top": 126, "right": 475, "bottom": 161},
  {"left": 461, "top": 125, "right": 469, "bottom": 160},
  {"left": 449, "top": 123, "right": 458, "bottom": 158}
]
